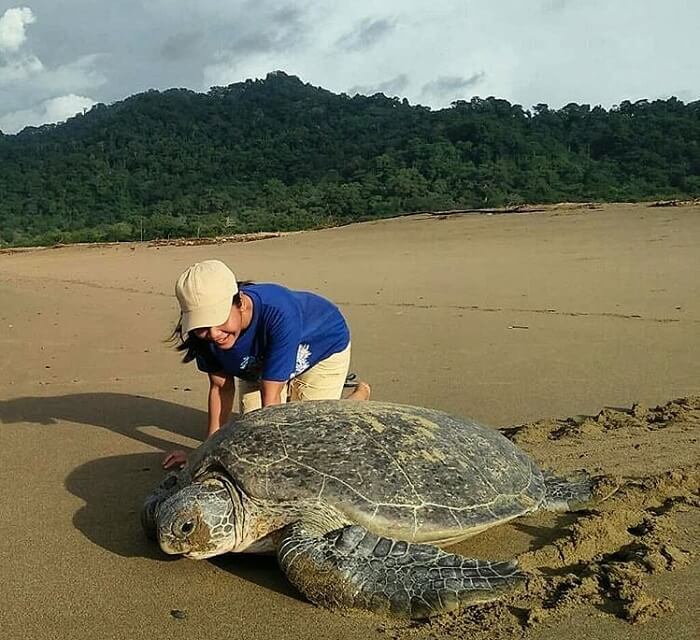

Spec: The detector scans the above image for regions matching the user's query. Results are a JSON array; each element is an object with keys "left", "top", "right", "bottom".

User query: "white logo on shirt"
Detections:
[{"left": 295, "top": 343, "right": 311, "bottom": 374}]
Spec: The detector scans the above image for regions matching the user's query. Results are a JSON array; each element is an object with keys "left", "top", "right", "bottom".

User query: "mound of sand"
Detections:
[{"left": 405, "top": 397, "right": 700, "bottom": 639}]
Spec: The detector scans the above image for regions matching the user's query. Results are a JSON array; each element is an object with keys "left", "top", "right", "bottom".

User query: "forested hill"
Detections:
[{"left": 1, "top": 71, "right": 699, "bottom": 246}]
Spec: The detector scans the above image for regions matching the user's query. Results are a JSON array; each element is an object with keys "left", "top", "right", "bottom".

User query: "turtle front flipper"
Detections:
[
  {"left": 277, "top": 523, "right": 524, "bottom": 619},
  {"left": 141, "top": 470, "right": 188, "bottom": 540}
]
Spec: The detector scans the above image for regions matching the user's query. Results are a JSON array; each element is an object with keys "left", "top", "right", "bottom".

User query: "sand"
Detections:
[{"left": 0, "top": 202, "right": 698, "bottom": 639}]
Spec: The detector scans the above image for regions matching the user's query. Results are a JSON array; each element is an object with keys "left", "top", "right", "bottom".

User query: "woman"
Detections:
[{"left": 163, "top": 259, "right": 370, "bottom": 469}]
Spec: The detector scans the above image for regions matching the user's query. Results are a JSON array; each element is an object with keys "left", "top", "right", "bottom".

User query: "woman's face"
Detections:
[{"left": 191, "top": 305, "right": 243, "bottom": 350}]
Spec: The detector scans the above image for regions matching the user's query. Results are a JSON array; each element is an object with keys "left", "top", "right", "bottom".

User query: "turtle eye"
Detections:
[
  {"left": 181, "top": 520, "right": 195, "bottom": 535},
  {"left": 175, "top": 518, "right": 196, "bottom": 537}
]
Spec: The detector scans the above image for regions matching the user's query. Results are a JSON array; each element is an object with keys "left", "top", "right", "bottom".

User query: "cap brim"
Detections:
[{"left": 181, "top": 298, "right": 232, "bottom": 335}]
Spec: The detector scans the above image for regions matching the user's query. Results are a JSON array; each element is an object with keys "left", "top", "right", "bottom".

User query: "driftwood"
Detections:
[
  {"left": 649, "top": 198, "right": 700, "bottom": 208},
  {"left": 146, "top": 232, "right": 285, "bottom": 247},
  {"left": 0, "top": 232, "right": 286, "bottom": 254},
  {"left": 407, "top": 202, "right": 602, "bottom": 218},
  {"left": 427, "top": 205, "right": 546, "bottom": 216}
]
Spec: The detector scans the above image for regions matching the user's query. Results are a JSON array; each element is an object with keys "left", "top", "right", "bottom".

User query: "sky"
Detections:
[{"left": 0, "top": 0, "right": 698, "bottom": 134}]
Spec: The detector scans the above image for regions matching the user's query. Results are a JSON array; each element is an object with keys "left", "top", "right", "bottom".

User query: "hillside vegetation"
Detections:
[{"left": 1, "top": 71, "right": 698, "bottom": 246}]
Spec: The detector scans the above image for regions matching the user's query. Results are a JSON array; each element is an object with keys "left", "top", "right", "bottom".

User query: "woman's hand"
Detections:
[{"left": 162, "top": 449, "right": 188, "bottom": 469}]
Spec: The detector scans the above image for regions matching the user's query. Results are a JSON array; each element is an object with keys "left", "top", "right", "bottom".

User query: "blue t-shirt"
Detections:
[{"left": 195, "top": 283, "right": 350, "bottom": 382}]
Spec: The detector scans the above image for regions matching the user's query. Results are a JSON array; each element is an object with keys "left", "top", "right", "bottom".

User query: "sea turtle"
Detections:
[{"left": 142, "top": 400, "right": 593, "bottom": 619}]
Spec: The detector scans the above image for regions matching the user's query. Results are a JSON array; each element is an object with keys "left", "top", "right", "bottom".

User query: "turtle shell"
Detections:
[{"left": 187, "top": 400, "right": 545, "bottom": 543}]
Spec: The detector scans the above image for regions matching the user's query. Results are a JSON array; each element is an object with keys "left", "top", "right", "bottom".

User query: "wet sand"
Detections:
[{"left": 0, "top": 202, "right": 698, "bottom": 639}]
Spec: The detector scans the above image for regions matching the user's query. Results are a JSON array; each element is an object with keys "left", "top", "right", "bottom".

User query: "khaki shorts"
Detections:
[{"left": 236, "top": 343, "right": 351, "bottom": 414}]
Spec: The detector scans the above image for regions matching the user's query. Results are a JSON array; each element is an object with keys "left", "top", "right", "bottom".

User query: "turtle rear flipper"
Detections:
[
  {"left": 541, "top": 470, "right": 595, "bottom": 511},
  {"left": 278, "top": 523, "right": 524, "bottom": 619}
]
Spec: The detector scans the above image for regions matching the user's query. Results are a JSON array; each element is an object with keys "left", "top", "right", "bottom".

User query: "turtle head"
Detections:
[{"left": 156, "top": 476, "right": 239, "bottom": 559}]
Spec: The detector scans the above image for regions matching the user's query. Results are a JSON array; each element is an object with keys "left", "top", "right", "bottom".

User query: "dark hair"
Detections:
[{"left": 169, "top": 280, "right": 254, "bottom": 363}]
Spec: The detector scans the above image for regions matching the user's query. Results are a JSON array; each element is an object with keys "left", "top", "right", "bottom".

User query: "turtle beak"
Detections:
[{"left": 183, "top": 548, "right": 221, "bottom": 560}]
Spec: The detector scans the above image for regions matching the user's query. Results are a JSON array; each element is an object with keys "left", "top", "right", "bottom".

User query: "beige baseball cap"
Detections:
[{"left": 175, "top": 260, "right": 238, "bottom": 335}]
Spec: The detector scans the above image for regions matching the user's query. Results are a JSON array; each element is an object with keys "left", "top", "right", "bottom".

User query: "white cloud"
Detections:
[
  {"left": 0, "top": 53, "right": 105, "bottom": 116},
  {"left": 0, "top": 7, "right": 35, "bottom": 52},
  {"left": 2, "top": 1, "right": 700, "bottom": 132},
  {"left": 0, "top": 93, "right": 96, "bottom": 133},
  {"left": 0, "top": 5, "right": 104, "bottom": 127},
  {"left": 37, "top": 54, "right": 106, "bottom": 93},
  {"left": 0, "top": 53, "right": 43, "bottom": 83}
]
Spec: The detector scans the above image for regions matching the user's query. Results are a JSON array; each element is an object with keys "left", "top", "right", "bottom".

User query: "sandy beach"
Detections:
[{"left": 1, "top": 202, "right": 698, "bottom": 639}]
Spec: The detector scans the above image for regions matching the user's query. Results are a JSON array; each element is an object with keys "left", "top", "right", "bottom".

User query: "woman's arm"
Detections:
[
  {"left": 207, "top": 371, "right": 235, "bottom": 436},
  {"left": 260, "top": 379, "right": 287, "bottom": 407},
  {"left": 163, "top": 371, "right": 234, "bottom": 469}
]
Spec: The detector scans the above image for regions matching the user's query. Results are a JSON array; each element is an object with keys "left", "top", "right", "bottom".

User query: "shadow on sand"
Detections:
[
  {"left": 0, "top": 392, "right": 206, "bottom": 451},
  {"left": 0, "top": 392, "right": 299, "bottom": 599},
  {"left": 64, "top": 450, "right": 300, "bottom": 599}
]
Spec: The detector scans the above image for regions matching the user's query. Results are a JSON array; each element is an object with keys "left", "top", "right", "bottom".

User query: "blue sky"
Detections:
[{"left": 1, "top": 0, "right": 698, "bottom": 133}]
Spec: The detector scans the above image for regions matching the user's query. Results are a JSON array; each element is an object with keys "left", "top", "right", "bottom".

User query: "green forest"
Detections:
[{"left": 1, "top": 71, "right": 699, "bottom": 247}]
